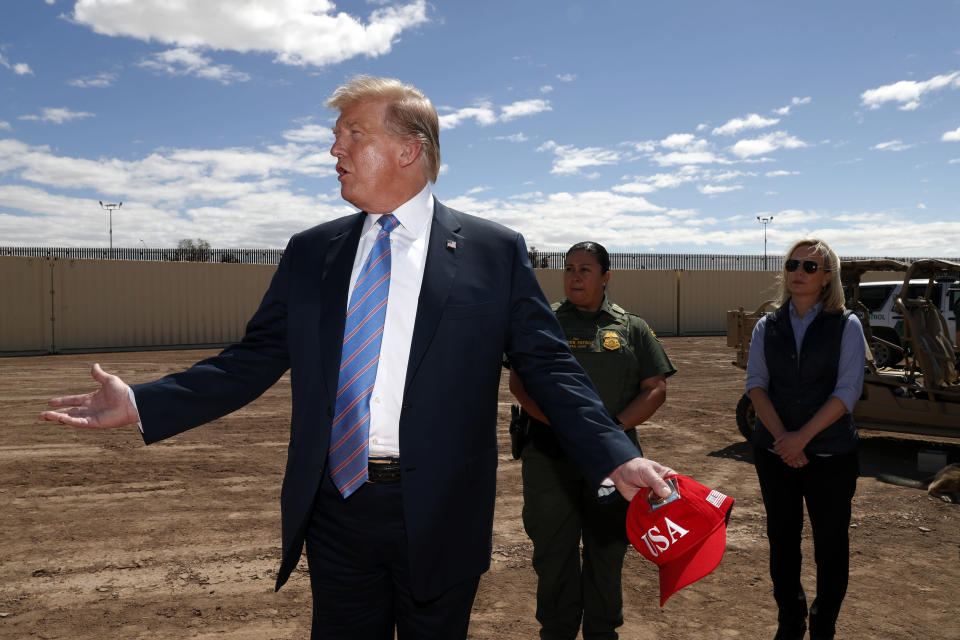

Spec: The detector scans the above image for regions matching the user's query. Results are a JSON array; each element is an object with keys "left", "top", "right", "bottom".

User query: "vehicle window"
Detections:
[
  {"left": 949, "top": 289, "right": 960, "bottom": 311},
  {"left": 859, "top": 285, "right": 895, "bottom": 311},
  {"left": 905, "top": 283, "right": 942, "bottom": 302}
]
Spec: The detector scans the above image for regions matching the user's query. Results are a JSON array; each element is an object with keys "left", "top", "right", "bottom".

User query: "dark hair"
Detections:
[{"left": 566, "top": 241, "right": 610, "bottom": 273}]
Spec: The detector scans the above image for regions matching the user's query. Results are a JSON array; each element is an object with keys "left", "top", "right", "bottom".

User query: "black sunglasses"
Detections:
[{"left": 784, "top": 259, "right": 826, "bottom": 274}]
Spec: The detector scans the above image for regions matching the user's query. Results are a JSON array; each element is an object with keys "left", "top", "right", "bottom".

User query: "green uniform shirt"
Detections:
[{"left": 552, "top": 296, "right": 676, "bottom": 419}]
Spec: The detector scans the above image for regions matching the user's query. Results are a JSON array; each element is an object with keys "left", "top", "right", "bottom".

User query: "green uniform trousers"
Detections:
[{"left": 521, "top": 432, "right": 641, "bottom": 640}]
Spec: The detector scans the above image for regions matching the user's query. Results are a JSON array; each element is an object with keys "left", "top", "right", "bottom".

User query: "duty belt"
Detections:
[{"left": 367, "top": 457, "right": 401, "bottom": 484}]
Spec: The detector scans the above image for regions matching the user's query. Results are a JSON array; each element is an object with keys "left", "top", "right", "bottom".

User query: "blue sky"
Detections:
[{"left": 1, "top": 0, "right": 959, "bottom": 256}]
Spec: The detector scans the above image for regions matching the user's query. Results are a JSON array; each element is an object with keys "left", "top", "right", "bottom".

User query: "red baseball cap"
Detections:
[{"left": 626, "top": 474, "right": 734, "bottom": 606}]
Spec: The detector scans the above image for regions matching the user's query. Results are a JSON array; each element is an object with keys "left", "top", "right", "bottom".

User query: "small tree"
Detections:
[{"left": 169, "top": 238, "right": 212, "bottom": 262}]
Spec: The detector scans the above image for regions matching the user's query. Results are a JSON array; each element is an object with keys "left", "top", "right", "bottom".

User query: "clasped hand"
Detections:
[{"left": 773, "top": 431, "right": 809, "bottom": 468}]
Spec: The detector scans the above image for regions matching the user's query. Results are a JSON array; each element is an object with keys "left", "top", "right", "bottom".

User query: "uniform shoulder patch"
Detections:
[
  {"left": 550, "top": 301, "right": 563, "bottom": 312},
  {"left": 609, "top": 302, "right": 626, "bottom": 315}
]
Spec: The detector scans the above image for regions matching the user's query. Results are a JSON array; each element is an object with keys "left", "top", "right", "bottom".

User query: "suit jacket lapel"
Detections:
[
  {"left": 317, "top": 212, "right": 366, "bottom": 404},
  {"left": 405, "top": 200, "right": 463, "bottom": 391}
]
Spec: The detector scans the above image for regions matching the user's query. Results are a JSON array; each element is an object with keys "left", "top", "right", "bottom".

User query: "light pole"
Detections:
[
  {"left": 99, "top": 200, "right": 122, "bottom": 257},
  {"left": 756, "top": 215, "right": 774, "bottom": 270}
]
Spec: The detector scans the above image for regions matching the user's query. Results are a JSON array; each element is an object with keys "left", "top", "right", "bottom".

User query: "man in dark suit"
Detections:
[{"left": 40, "top": 76, "right": 675, "bottom": 639}]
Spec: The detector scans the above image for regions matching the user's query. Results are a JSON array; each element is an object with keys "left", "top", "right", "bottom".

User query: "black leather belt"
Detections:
[{"left": 367, "top": 457, "right": 401, "bottom": 484}]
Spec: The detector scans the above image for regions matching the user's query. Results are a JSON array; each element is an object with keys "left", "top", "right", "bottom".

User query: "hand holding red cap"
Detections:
[
  {"left": 626, "top": 474, "right": 735, "bottom": 606},
  {"left": 608, "top": 457, "right": 676, "bottom": 502}
]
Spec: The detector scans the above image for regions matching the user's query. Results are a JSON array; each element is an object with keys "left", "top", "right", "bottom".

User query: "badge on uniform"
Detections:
[{"left": 602, "top": 331, "right": 621, "bottom": 350}]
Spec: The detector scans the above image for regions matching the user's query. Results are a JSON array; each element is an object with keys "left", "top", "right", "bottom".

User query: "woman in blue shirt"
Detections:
[{"left": 746, "top": 238, "right": 865, "bottom": 640}]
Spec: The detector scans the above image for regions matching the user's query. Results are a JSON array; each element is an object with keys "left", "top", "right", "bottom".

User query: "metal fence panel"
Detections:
[
  {"left": 6, "top": 247, "right": 957, "bottom": 269},
  {"left": 678, "top": 270, "right": 779, "bottom": 335},
  {"left": 0, "top": 257, "right": 50, "bottom": 353},
  {"left": 52, "top": 259, "right": 277, "bottom": 351}
]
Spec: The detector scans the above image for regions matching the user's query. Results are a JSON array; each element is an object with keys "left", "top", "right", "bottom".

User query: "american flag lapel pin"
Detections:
[{"left": 446, "top": 240, "right": 457, "bottom": 250}]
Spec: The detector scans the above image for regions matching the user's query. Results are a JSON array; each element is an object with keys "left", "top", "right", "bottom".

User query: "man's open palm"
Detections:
[{"left": 39, "top": 363, "right": 139, "bottom": 429}]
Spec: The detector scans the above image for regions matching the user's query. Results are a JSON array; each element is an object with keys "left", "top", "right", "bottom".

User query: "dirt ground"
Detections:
[{"left": 1, "top": 337, "right": 958, "bottom": 640}]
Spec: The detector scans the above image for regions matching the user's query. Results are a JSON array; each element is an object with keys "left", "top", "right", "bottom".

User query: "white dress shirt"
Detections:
[
  {"left": 349, "top": 184, "right": 433, "bottom": 457},
  {"left": 132, "top": 184, "right": 435, "bottom": 455}
]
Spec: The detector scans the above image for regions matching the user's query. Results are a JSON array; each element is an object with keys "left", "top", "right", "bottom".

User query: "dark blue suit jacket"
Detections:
[{"left": 133, "top": 200, "right": 639, "bottom": 599}]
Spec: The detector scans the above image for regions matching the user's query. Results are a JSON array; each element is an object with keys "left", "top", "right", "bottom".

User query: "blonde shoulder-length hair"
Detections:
[{"left": 775, "top": 238, "right": 846, "bottom": 313}]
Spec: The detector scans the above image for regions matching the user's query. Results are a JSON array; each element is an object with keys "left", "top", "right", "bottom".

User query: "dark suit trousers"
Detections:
[
  {"left": 754, "top": 447, "right": 859, "bottom": 636},
  {"left": 306, "top": 471, "right": 480, "bottom": 640}
]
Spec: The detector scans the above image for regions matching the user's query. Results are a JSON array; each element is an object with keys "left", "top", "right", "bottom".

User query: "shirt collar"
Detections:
[
  {"left": 361, "top": 183, "right": 434, "bottom": 237},
  {"left": 560, "top": 295, "right": 612, "bottom": 320},
  {"left": 788, "top": 299, "right": 823, "bottom": 321}
]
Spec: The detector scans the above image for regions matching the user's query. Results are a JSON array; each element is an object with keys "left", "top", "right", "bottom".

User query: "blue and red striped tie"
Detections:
[{"left": 329, "top": 213, "right": 399, "bottom": 497}]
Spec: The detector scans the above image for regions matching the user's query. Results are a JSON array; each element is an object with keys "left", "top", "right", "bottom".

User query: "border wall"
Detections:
[{"left": 0, "top": 256, "right": 795, "bottom": 355}]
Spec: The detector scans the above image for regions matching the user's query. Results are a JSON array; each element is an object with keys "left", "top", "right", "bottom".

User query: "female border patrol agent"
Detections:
[{"left": 510, "top": 241, "right": 676, "bottom": 640}]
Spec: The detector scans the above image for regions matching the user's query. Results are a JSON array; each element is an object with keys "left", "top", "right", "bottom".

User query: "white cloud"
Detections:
[
  {"left": 645, "top": 134, "right": 732, "bottom": 166},
  {"left": 0, "top": 138, "right": 336, "bottom": 203},
  {"left": 18, "top": 107, "right": 95, "bottom": 124},
  {"left": 556, "top": 73, "right": 577, "bottom": 82},
  {"left": 872, "top": 140, "right": 913, "bottom": 151},
  {"left": 660, "top": 133, "right": 708, "bottom": 151},
  {"left": 731, "top": 131, "right": 807, "bottom": 158},
  {"left": 0, "top": 52, "right": 34, "bottom": 75},
  {"left": 540, "top": 85, "right": 554, "bottom": 94},
  {"left": 710, "top": 169, "right": 754, "bottom": 181},
  {"left": 625, "top": 140, "right": 657, "bottom": 153},
  {"left": 73, "top": 0, "right": 429, "bottom": 68},
  {"left": 942, "top": 126, "right": 960, "bottom": 142},
  {"left": 651, "top": 151, "right": 728, "bottom": 166},
  {"left": 493, "top": 133, "right": 528, "bottom": 143},
  {"left": 443, "top": 190, "right": 670, "bottom": 251},
  {"left": 0, "top": 121, "right": 10, "bottom": 131},
  {"left": 466, "top": 186, "right": 490, "bottom": 195},
  {"left": 139, "top": 48, "right": 250, "bottom": 84},
  {"left": 613, "top": 167, "right": 700, "bottom": 194},
  {"left": 774, "top": 96, "right": 811, "bottom": 116},
  {"left": 712, "top": 113, "right": 779, "bottom": 136},
  {"left": 950, "top": 158, "right": 960, "bottom": 164},
  {"left": 537, "top": 141, "right": 621, "bottom": 175},
  {"left": 698, "top": 184, "right": 742, "bottom": 195},
  {"left": 282, "top": 123, "right": 334, "bottom": 144},
  {"left": 765, "top": 170, "right": 800, "bottom": 177},
  {"left": 438, "top": 103, "right": 497, "bottom": 130},
  {"left": 860, "top": 71, "right": 960, "bottom": 111},
  {"left": 0, "top": 137, "right": 346, "bottom": 246},
  {"left": 68, "top": 71, "right": 118, "bottom": 88},
  {"left": 439, "top": 99, "right": 550, "bottom": 130},
  {"left": 500, "top": 99, "right": 552, "bottom": 121},
  {"left": 769, "top": 209, "right": 820, "bottom": 225}
]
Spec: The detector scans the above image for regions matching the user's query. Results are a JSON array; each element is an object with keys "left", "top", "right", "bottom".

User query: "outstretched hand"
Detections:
[
  {"left": 39, "top": 363, "right": 139, "bottom": 429},
  {"left": 608, "top": 457, "right": 676, "bottom": 502}
]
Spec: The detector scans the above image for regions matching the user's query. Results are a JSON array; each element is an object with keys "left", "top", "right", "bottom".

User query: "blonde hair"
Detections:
[
  {"left": 776, "top": 238, "right": 846, "bottom": 313},
  {"left": 326, "top": 75, "right": 441, "bottom": 183}
]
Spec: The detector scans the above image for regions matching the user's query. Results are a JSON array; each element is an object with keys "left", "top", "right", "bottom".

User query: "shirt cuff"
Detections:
[
  {"left": 126, "top": 387, "right": 144, "bottom": 433},
  {"left": 597, "top": 476, "right": 617, "bottom": 499}
]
